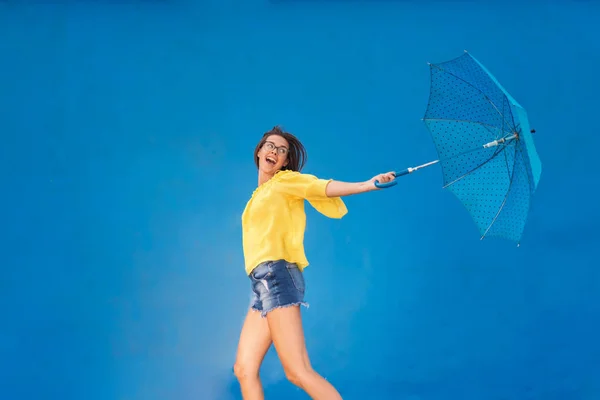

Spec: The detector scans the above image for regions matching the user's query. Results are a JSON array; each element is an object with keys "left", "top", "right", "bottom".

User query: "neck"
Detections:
[{"left": 258, "top": 169, "right": 276, "bottom": 186}]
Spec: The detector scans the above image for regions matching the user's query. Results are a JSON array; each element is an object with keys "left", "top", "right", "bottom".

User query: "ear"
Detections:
[{"left": 283, "top": 158, "right": 289, "bottom": 167}]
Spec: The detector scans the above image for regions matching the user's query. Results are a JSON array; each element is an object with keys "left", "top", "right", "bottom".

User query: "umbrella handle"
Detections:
[{"left": 374, "top": 169, "right": 411, "bottom": 189}]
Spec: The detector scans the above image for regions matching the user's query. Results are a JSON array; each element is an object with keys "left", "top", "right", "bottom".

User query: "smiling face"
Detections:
[
  {"left": 257, "top": 134, "right": 289, "bottom": 174},
  {"left": 253, "top": 126, "right": 307, "bottom": 182}
]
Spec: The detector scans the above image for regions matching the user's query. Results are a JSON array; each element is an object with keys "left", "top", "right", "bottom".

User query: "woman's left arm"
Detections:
[{"left": 325, "top": 171, "right": 396, "bottom": 197}]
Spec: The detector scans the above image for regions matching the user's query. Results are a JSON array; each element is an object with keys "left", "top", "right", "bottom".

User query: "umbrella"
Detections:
[{"left": 377, "top": 50, "right": 542, "bottom": 245}]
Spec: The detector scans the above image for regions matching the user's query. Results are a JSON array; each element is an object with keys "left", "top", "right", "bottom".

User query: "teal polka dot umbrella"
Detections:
[{"left": 376, "top": 51, "right": 543, "bottom": 245}]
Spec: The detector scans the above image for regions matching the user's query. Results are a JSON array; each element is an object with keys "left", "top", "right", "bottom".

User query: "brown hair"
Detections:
[{"left": 253, "top": 126, "right": 307, "bottom": 172}]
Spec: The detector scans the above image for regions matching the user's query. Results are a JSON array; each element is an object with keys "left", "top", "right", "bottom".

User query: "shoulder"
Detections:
[
  {"left": 273, "top": 170, "right": 323, "bottom": 191},
  {"left": 276, "top": 170, "right": 300, "bottom": 179},
  {"left": 276, "top": 170, "right": 318, "bottom": 182}
]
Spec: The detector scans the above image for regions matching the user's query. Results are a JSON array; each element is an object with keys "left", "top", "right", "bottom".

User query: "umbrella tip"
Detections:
[{"left": 464, "top": 49, "right": 468, "bottom": 53}]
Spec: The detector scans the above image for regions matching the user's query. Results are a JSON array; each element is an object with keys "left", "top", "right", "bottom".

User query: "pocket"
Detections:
[
  {"left": 286, "top": 264, "right": 305, "bottom": 294},
  {"left": 250, "top": 263, "right": 271, "bottom": 281}
]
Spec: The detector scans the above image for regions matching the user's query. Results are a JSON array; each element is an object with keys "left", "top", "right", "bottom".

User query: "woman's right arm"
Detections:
[{"left": 324, "top": 172, "right": 396, "bottom": 197}]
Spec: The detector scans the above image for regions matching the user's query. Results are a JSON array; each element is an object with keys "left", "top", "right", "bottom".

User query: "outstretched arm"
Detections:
[{"left": 325, "top": 172, "right": 396, "bottom": 197}]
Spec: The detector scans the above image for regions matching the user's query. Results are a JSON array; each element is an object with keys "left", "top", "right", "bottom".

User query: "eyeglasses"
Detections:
[{"left": 263, "top": 141, "right": 289, "bottom": 156}]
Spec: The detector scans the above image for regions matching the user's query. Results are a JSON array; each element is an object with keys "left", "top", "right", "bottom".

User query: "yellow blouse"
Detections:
[{"left": 241, "top": 170, "right": 348, "bottom": 275}]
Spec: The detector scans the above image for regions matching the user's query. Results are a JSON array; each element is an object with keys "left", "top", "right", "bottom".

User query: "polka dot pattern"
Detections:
[{"left": 422, "top": 52, "right": 536, "bottom": 243}]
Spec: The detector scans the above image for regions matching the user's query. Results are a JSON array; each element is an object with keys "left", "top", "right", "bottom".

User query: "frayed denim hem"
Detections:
[{"left": 252, "top": 301, "right": 309, "bottom": 318}]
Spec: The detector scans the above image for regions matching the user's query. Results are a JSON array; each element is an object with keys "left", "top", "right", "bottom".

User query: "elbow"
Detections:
[
  {"left": 324, "top": 180, "right": 346, "bottom": 198},
  {"left": 324, "top": 181, "right": 335, "bottom": 198}
]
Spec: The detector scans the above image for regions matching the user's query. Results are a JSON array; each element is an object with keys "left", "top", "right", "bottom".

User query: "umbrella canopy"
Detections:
[
  {"left": 376, "top": 51, "right": 542, "bottom": 245},
  {"left": 422, "top": 51, "right": 542, "bottom": 243}
]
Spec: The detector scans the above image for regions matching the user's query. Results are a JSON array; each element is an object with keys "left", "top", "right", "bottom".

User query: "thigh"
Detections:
[
  {"left": 235, "top": 308, "right": 273, "bottom": 373},
  {"left": 266, "top": 304, "right": 311, "bottom": 371}
]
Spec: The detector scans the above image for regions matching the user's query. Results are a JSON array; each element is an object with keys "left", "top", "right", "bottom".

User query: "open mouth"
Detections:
[{"left": 266, "top": 156, "right": 276, "bottom": 165}]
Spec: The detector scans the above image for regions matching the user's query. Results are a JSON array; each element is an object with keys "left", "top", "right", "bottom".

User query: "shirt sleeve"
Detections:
[{"left": 276, "top": 171, "right": 348, "bottom": 219}]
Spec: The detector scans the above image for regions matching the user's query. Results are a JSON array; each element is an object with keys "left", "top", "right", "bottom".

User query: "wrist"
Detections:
[{"left": 360, "top": 181, "right": 375, "bottom": 193}]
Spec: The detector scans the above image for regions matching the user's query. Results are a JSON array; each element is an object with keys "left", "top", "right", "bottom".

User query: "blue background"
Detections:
[{"left": 1, "top": 1, "right": 599, "bottom": 399}]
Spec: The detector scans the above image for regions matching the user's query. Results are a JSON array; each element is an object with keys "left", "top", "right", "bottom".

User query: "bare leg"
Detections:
[
  {"left": 233, "top": 309, "right": 273, "bottom": 400},
  {"left": 267, "top": 305, "right": 342, "bottom": 400}
]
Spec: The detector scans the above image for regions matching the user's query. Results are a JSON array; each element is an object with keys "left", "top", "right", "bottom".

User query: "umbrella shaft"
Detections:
[
  {"left": 483, "top": 133, "right": 517, "bottom": 148},
  {"left": 413, "top": 160, "right": 440, "bottom": 171},
  {"left": 398, "top": 134, "right": 516, "bottom": 177}
]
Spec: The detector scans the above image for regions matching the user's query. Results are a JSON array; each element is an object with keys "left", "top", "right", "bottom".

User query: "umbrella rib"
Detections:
[
  {"left": 429, "top": 63, "right": 516, "bottom": 134},
  {"left": 442, "top": 145, "right": 505, "bottom": 189},
  {"left": 481, "top": 143, "right": 519, "bottom": 240},
  {"left": 423, "top": 117, "right": 513, "bottom": 139},
  {"left": 510, "top": 127, "right": 535, "bottom": 194},
  {"left": 521, "top": 146, "right": 535, "bottom": 194}
]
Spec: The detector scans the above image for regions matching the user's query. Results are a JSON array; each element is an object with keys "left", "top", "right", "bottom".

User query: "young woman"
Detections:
[{"left": 234, "top": 126, "right": 396, "bottom": 400}]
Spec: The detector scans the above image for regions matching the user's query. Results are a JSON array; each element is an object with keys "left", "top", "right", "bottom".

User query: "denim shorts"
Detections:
[{"left": 249, "top": 259, "right": 309, "bottom": 317}]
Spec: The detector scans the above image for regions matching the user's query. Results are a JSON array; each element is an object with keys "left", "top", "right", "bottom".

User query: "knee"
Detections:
[
  {"left": 284, "top": 365, "right": 314, "bottom": 388},
  {"left": 233, "top": 361, "right": 259, "bottom": 382}
]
